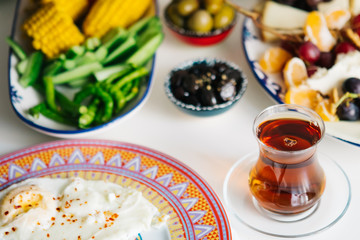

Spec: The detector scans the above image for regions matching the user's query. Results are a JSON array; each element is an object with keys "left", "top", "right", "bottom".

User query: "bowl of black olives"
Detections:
[
  {"left": 164, "top": 0, "right": 237, "bottom": 46},
  {"left": 165, "top": 58, "right": 247, "bottom": 116}
]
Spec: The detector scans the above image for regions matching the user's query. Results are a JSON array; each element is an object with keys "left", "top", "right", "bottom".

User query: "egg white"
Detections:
[{"left": 0, "top": 177, "right": 165, "bottom": 240}]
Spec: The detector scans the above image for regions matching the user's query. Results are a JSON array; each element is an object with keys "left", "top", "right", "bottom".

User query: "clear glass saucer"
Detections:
[{"left": 223, "top": 152, "right": 351, "bottom": 238}]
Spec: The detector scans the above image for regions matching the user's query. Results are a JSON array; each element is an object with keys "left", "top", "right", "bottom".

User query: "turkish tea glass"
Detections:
[{"left": 249, "top": 104, "right": 326, "bottom": 220}]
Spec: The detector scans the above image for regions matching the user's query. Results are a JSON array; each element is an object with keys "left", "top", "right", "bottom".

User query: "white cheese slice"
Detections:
[
  {"left": 318, "top": 0, "right": 349, "bottom": 14},
  {"left": 261, "top": 1, "right": 308, "bottom": 42},
  {"left": 307, "top": 51, "right": 360, "bottom": 94},
  {"left": 350, "top": 0, "right": 360, "bottom": 15}
]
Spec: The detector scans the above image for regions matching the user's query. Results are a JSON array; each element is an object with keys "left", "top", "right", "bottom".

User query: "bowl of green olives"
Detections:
[
  {"left": 164, "top": 0, "right": 237, "bottom": 46},
  {"left": 165, "top": 58, "right": 247, "bottom": 116}
]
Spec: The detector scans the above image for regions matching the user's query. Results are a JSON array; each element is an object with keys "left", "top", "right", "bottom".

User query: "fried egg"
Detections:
[{"left": 0, "top": 177, "right": 166, "bottom": 240}]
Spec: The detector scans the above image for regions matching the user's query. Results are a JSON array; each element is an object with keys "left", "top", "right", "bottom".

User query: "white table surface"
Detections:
[{"left": 0, "top": 0, "right": 359, "bottom": 239}]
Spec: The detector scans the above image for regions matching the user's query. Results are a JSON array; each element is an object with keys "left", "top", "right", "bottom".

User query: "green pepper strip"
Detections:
[
  {"left": 113, "top": 90, "right": 126, "bottom": 114},
  {"left": 74, "top": 86, "right": 114, "bottom": 123},
  {"left": 43, "top": 60, "right": 64, "bottom": 112},
  {"left": 110, "top": 67, "right": 148, "bottom": 93},
  {"left": 56, "top": 92, "right": 80, "bottom": 117},
  {"left": 125, "top": 87, "right": 139, "bottom": 102},
  {"left": 121, "top": 82, "right": 133, "bottom": 96},
  {"left": 113, "top": 78, "right": 140, "bottom": 114},
  {"left": 6, "top": 37, "right": 27, "bottom": 61},
  {"left": 79, "top": 98, "right": 100, "bottom": 128},
  {"left": 29, "top": 102, "right": 75, "bottom": 126},
  {"left": 43, "top": 77, "right": 57, "bottom": 111},
  {"left": 73, "top": 85, "right": 96, "bottom": 104},
  {"left": 94, "top": 106, "right": 105, "bottom": 125},
  {"left": 29, "top": 103, "right": 41, "bottom": 119},
  {"left": 32, "top": 83, "right": 78, "bottom": 118},
  {"left": 19, "top": 51, "right": 43, "bottom": 88},
  {"left": 102, "top": 65, "right": 133, "bottom": 85}
]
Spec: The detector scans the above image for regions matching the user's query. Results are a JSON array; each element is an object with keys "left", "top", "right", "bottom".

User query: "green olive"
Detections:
[
  {"left": 213, "top": 4, "right": 235, "bottom": 30},
  {"left": 167, "top": 4, "right": 185, "bottom": 28},
  {"left": 177, "top": 0, "right": 199, "bottom": 17},
  {"left": 204, "top": 0, "right": 223, "bottom": 14},
  {"left": 187, "top": 9, "right": 213, "bottom": 33}
]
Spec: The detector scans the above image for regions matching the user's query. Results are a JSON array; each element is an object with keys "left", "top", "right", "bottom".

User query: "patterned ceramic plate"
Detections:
[
  {"left": 0, "top": 140, "right": 231, "bottom": 240},
  {"left": 242, "top": 18, "right": 360, "bottom": 147}
]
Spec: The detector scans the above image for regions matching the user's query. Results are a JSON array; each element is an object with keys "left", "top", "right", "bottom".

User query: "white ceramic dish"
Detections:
[
  {"left": 8, "top": 0, "right": 157, "bottom": 138},
  {"left": 242, "top": 17, "right": 360, "bottom": 147}
]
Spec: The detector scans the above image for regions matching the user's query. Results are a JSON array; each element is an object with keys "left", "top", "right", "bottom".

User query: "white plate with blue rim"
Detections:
[
  {"left": 8, "top": 0, "right": 158, "bottom": 138},
  {"left": 242, "top": 17, "right": 360, "bottom": 147}
]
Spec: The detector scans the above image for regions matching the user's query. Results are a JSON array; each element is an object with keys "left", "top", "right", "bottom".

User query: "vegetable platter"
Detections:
[{"left": 8, "top": 0, "right": 163, "bottom": 138}]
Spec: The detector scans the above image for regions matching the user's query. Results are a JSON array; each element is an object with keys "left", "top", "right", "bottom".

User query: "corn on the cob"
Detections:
[
  {"left": 83, "top": 0, "right": 153, "bottom": 37},
  {"left": 23, "top": 3, "right": 85, "bottom": 58},
  {"left": 37, "top": 0, "right": 89, "bottom": 20}
]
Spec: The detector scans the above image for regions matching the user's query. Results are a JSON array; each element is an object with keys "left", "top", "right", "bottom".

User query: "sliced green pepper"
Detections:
[
  {"left": 74, "top": 85, "right": 114, "bottom": 123},
  {"left": 6, "top": 37, "right": 27, "bottom": 61},
  {"left": 29, "top": 102, "right": 75, "bottom": 126},
  {"left": 19, "top": 51, "right": 43, "bottom": 88},
  {"left": 79, "top": 98, "right": 100, "bottom": 128},
  {"left": 43, "top": 77, "right": 57, "bottom": 111},
  {"left": 111, "top": 67, "right": 148, "bottom": 92}
]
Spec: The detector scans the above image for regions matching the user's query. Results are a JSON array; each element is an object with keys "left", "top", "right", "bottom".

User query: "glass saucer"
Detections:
[{"left": 223, "top": 152, "right": 351, "bottom": 238}]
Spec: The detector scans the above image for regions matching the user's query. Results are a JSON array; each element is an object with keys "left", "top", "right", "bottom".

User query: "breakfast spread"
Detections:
[
  {"left": 255, "top": 0, "right": 360, "bottom": 122},
  {"left": 0, "top": 177, "right": 167, "bottom": 240},
  {"left": 1, "top": 0, "right": 359, "bottom": 238}
]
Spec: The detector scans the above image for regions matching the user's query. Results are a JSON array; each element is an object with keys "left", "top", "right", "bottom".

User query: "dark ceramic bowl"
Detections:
[
  {"left": 164, "top": 4, "right": 237, "bottom": 46},
  {"left": 164, "top": 58, "right": 248, "bottom": 117}
]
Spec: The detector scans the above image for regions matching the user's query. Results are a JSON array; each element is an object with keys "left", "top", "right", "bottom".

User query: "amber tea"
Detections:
[
  {"left": 249, "top": 105, "right": 326, "bottom": 217},
  {"left": 257, "top": 119, "right": 321, "bottom": 152}
]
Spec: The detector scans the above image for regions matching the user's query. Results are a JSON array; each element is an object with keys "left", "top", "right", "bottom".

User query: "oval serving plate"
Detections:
[
  {"left": 242, "top": 17, "right": 360, "bottom": 147},
  {"left": 0, "top": 140, "right": 232, "bottom": 240},
  {"left": 8, "top": 0, "right": 158, "bottom": 138}
]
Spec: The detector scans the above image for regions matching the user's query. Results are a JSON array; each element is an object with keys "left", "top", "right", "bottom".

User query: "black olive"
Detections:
[
  {"left": 173, "top": 86, "right": 189, "bottom": 100},
  {"left": 213, "top": 62, "right": 229, "bottom": 73},
  {"left": 224, "top": 68, "right": 244, "bottom": 91},
  {"left": 204, "top": 68, "right": 217, "bottom": 81},
  {"left": 218, "top": 79, "right": 237, "bottom": 102},
  {"left": 170, "top": 70, "right": 188, "bottom": 88},
  {"left": 355, "top": 98, "right": 360, "bottom": 109},
  {"left": 189, "top": 62, "right": 208, "bottom": 75},
  {"left": 199, "top": 73, "right": 211, "bottom": 86},
  {"left": 182, "top": 74, "right": 199, "bottom": 94},
  {"left": 198, "top": 85, "right": 217, "bottom": 106},
  {"left": 224, "top": 68, "right": 241, "bottom": 82},
  {"left": 183, "top": 95, "right": 201, "bottom": 106}
]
